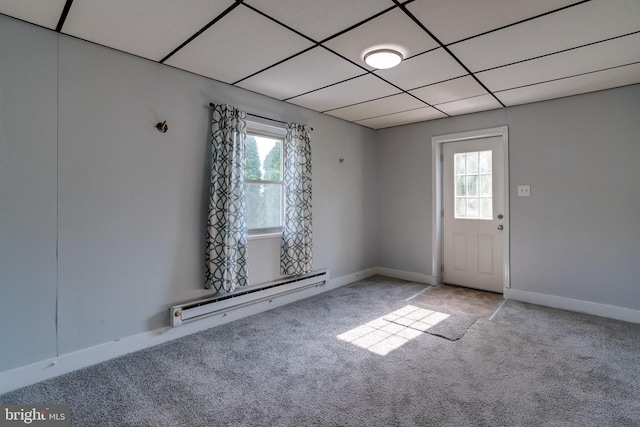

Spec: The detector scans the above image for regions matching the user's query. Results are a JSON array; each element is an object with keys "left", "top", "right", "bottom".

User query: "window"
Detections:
[
  {"left": 245, "top": 123, "right": 284, "bottom": 235},
  {"left": 454, "top": 150, "right": 492, "bottom": 219}
]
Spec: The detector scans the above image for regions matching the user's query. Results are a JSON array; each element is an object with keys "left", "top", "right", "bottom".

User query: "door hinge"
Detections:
[
  {"left": 441, "top": 209, "right": 444, "bottom": 217},
  {"left": 441, "top": 264, "right": 444, "bottom": 273}
]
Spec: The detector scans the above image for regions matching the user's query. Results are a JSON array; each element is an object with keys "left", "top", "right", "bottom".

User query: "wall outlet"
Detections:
[{"left": 518, "top": 185, "right": 531, "bottom": 197}]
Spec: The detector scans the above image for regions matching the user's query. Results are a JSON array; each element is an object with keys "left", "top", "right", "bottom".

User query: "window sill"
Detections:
[{"left": 248, "top": 232, "right": 282, "bottom": 241}]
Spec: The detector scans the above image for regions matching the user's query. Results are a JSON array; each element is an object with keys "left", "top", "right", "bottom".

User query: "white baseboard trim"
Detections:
[
  {"left": 0, "top": 267, "right": 377, "bottom": 395},
  {"left": 504, "top": 288, "right": 640, "bottom": 324},
  {"left": 327, "top": 267, "right": 378, "bottom": 290},
  {"left": 375, "top": 267, "right": 435, "bottom": 285}
]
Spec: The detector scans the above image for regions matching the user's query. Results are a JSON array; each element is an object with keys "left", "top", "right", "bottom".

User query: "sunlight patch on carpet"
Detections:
[{"left": 337, "top": 305, "right": 449, "bottom": 355}]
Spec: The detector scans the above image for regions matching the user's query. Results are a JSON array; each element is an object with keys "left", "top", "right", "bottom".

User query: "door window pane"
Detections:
[
  {"left": 466, "top": 152, "right": 479, "bottom": 173},
  {"left": 479, "top": 151, "right": 491, "bottom": 174},
  {"left": 454, "top": 150, "right": 492, "bottom": 220},
  {"left": 455, "top": 176, "right": 466, "bottom": 196},
  {"left": 466, "top": 175, "right": 478, "bottom": 197},
  {"left": 480, "top": 197, "right": 492, "bottom": 219},
  {"left": 455, "top": 197, "right": 466, "bottom": 217},
  {"left": 454, "top": 153, "right": 466, "bottom": 175},
  {"left": 467, "top": 198, "right": 479, "bottom": 217},
  {"left": 479, "top": 175, "right": 492, "bottom": 197}
]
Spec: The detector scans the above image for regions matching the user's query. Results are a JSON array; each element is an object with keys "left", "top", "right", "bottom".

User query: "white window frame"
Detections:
[{"left": 245, "top": 120, "right": 285, "bottom": 238}]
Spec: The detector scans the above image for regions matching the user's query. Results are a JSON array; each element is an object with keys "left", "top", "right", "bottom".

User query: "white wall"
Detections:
[
  {"left": 0, "top": 15, "right": 377, "bottom": 372},
  {"left": 377, "top": 85, "right": 640, "bottom": 311}
]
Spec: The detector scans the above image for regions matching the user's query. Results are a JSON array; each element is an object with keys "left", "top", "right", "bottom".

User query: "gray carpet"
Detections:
[
  {"left": 420, "top": 311, "right": 478, "bottom": 341},
  {"left": 2, "top": 277, "right": 640, "bottom": 426},
  {"left": 382, "top": 302, "right": 479, "bottom": 341}
]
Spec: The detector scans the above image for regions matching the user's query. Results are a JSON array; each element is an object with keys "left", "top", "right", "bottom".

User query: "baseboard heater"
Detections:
[{"left": 170, "top": 270, "right": 328, "bottom": 327}]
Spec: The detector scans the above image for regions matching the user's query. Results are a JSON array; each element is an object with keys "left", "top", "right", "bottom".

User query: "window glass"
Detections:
[
  {"left": 454, "top": 150, "right": 492, "bottom": 220},
  {"left": 245, "top": 131, "right": 284, "bottom": 233}
]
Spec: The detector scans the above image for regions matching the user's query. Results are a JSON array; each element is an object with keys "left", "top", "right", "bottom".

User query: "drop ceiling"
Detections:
[{"left": 2, "top": 0, "right": 639, "bottom": 129}]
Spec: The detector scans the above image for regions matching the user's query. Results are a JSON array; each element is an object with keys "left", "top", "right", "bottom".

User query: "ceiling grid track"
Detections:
[
  {"left": 233, "top": 3, "right": 397, "bottom": 86},
  {"left": 494, "top": 60, "right": 640, "bottom": 94},
  {"left": 230, "top": 1, "right": 449, "bottom": 117},
  {"left": 475, "top": 29, "right": 640, "bottom": 75},
  {"left": 3, "top": 0, "right": 637, "bottom": 129},
  {"left": 159, "top": 1, "right": 243, "bottom": 64},
  {"left": 448, "top": 0, "right": 593, "bottom": 47},
  {"left": 55, "top": 0, "right": 74, "bottom": 32},
  {"left": 393, "top": 0, "right": 506, "bottom": 108}
]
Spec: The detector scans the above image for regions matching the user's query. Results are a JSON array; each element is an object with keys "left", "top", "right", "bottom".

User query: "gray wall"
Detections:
[
  {"left": 0, "top": 16, "right": 377, "bottom": 371},
  {"left": 0, "top": 16, "right": 58, "bottom": 370},
  {"left": 2, "top": 12, "right": 639, "bottom": 375},
  {"left": 377, "top": 84, "right": 640, "bottom": 310}
]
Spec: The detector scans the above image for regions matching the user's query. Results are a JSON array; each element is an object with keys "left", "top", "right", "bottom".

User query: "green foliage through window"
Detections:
[
  {"left": 245, "top": 136, "right": 261, "bottom": 180},
  {"left": 245, "top": 132, "right": 283, "bottom": 231}
]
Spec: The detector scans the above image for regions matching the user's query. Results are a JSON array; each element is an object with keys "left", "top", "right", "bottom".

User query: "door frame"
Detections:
[{"left": 431, "top": 126, "right": 510, "bottom": 289}]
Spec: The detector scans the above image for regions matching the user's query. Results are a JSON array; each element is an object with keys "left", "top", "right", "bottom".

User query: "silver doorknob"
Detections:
[{"left": 497, "top": 224, "right": 504, "bottom": 230}]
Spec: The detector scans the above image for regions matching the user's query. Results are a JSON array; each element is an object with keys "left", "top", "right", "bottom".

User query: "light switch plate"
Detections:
[{"left": 518, "top": 185, "right": 531, "bottom": 197}]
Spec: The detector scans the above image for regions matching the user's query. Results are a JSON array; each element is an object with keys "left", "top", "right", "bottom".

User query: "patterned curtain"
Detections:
[
  {"left": 205, "top": 104, "right": 249, "bottom": 293},
  {"left": 281, "top": 123, "right": 313, "bottom": 276}
]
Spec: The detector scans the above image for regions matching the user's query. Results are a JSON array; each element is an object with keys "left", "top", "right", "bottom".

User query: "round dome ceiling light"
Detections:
[{"left": 364, "top": 49, "right": 403, "bottom": 69}]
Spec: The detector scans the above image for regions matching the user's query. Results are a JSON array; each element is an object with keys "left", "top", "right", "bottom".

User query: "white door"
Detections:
[{"left": 442, "top": 137, "right": 504, "bottom": 293}]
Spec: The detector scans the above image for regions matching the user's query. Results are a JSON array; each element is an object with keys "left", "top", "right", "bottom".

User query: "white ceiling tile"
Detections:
[
  {"left": 409, "top": 76, "right": 488, "bottom": 105},
  {"left": 436, "top": 94, "right": 502, "bottom": 116},
  {"left": 324, "top": 8, "right": 439, "bottom": 70},
  {"left": 375, "top": 48, "right": 467, "bottom": 90},
  {"left": 236, "top": 47, "right": 363, "bottom": 100},
  {"left": 165, "top": 7, "right": 313, "bottom": 84},
  {"left": 326, "top": 94, "right": 426, "bottom": 122},
  {"left": 495, "top": 63, "right": 640, "bottom": 106},
  {"left": 407, "top": 0, "right": 578, "bottom": 45},
  {"left": 477, "top": 32, "right": 640, "bottom": 92},
  {"left": 3, "top": 0, "right": 639, "bottom": 128},
  {"left": 62, "top": 0, "right": 235, "bottom": 61},
  {"left": 244, "top": 0, "right": 392, "bottom": 41},
  {"left": 356, "top": 107, "right": 446, "bottom": 129},
  {"left": 451, "top": 0, "right": 640, "bottom": 72},
  {"left": 288, "top": 74, "right": 400, "bottom": 112},
  {"left": 0, "top": 0, "right": 67, "bottom": 29}
]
